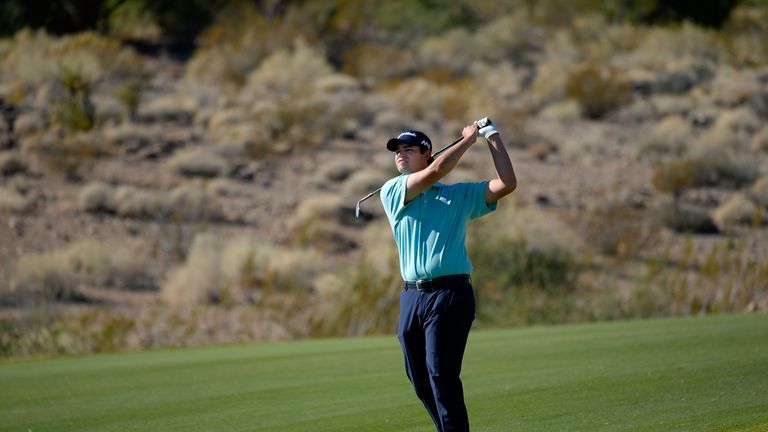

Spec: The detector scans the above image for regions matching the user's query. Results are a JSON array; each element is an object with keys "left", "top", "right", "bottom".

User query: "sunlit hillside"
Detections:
[{"left": 1, "top": 0, "right": 767, "bottom": 357}]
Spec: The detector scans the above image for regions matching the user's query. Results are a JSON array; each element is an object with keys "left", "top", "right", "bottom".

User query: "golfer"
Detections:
[{"left": 380, "top": 119, "right": 516, "bottom": 432}]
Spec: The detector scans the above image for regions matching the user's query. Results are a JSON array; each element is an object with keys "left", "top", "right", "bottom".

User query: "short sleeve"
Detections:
[
  {"left": 464, "top": 181, "right": 497, "bottom": 220},
  {"left": 380, "top": 174, "right": 408, "bottom": 222}
]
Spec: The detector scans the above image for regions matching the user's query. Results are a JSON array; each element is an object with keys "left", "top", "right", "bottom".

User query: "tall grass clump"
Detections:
[
  {"left": 7, "top": 239, "right": 155, "bottom": 306},
  {"left": 632, "top": 236, "right": 768, "bottom": 317},
  {"left": 205, "top": 39, "right": 365, "bottom": 156},
  {"left": 162, "top": 233, "right": 329, "bottom": 309},
  {"left": 184, "top": 5, "right": 300, "bottom": 92},
  {"left": 468, "top": 204, "right": 581, "bottom": 327},
  {"left": 309, "top": 256, "right": 402, "bottom": 337},
  {"left": 0, "top": 30, "right": 145, "bottom": 119},
  {"left": 564, "top": 64, "right": 633, "bottom": 119},
  {"left": 21, "top": 132, "right": 112, "bottom": 180}
]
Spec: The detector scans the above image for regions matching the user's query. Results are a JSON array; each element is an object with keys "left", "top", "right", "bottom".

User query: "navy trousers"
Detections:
[{"left": 397, "top": 279, "right": 476, "bottom": 432}]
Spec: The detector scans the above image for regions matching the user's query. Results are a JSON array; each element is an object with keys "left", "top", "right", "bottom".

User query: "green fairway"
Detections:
[{"left": 1, "top": 314, "right": 766, "bottom": 432}]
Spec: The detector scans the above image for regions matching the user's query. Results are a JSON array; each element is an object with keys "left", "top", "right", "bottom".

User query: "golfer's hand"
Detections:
[
  {"left": 475, "top": 117, "right": 500, "bottom": 140},
  {"left": 462, "top": 124, "right": 479, "bottom": 144}
]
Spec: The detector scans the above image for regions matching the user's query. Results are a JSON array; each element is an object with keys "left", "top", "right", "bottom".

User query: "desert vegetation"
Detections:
[{"left": 1, "top": 0, "right": 767, "bottom": 357}]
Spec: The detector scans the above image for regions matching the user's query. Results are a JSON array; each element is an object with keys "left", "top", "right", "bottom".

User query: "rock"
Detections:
[
  {"left": 654, "top": 70, "right": 696, "bottom": 94},
  {"left": 228, "top": 161, "right": 262, "bottom": 182},
  {"left": 535, "top": 194, "right": 552, "bottom": 206}
]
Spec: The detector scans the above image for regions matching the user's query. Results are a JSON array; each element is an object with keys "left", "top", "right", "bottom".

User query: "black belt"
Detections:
[{"left": 403, "top": 274, "right": 471, "bottom": 292}]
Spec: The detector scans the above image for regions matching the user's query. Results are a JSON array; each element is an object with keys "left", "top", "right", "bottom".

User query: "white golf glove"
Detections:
[{"left": 474, "top": 117, "right": 499, "bottom": 139}]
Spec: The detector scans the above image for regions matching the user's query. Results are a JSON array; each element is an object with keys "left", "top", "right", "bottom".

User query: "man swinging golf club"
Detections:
[{"left": 379, "top": 118, "right": 517, "bottom": 432}]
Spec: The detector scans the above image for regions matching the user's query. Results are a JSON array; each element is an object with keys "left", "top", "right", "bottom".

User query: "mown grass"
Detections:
[{"left": 1, "top": 314, "right": 766, "bottom": 431}]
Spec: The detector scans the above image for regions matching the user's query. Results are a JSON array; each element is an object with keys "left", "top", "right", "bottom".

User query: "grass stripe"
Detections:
[{"left": 1, "top": 314, "right": 766, "bottom": 431}]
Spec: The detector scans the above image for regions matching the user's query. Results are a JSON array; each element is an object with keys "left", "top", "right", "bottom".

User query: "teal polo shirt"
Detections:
[{"left": 380, "top": 174, "right": 497, "bottom": 281}]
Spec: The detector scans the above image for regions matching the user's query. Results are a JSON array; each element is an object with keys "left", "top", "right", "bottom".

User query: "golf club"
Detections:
[{"left": 355, "top": 117, "right": 493, "bottom": 218}]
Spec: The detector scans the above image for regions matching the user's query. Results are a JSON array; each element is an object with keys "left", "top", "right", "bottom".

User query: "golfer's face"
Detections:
[{"left": 395, "top": 145, "right": 428, "bottom": 174}]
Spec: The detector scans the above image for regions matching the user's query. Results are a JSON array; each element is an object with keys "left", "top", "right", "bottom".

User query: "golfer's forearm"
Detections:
[
  {"left": 429, "top": 137, "right": 474, "bottom": 179},
  {"left": 488, "top": 135, "right": 516, "bottom": 193}
]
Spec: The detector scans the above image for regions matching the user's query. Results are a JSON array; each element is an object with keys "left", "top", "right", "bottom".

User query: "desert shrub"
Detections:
[
  {"left": 713, "top": 108, "right": 760, "bottom": 137},
  {"left": 309, "top": 257, "right": 401, "bottom": 337},
  {"left": 185, "top": 6, "right": 303, "bottom": 90},
  {"left": 78, "top": 182, "right": 117, "bottom": 214},
  {"left": 0, "top": 29, "right": 143, "bottom": 85},
  {"left": 162, "top": 233, "right": 225, "bottom": 305},
  {"left": 0, "top": 30, "right": 144, "bottom": 114},
  {"left": 210, "top": 42, "right": 364, "bottom": 156},
  {"left": 416, "top": 29, "right": 476, "bottom": 76},
  {"left": 751, "top": 126, "right": 768, "bottom": 152},
  {"left": 168, "top": 182, "right": 224, "bottom": 222},
  {"left": 707, "top": 67, "right": 764, "bottom": 109},
  {"left": 383, "top": 78, "right": 445, "bottom": 123},
  {"left": 168, "top": 148, "right": 228, "bottom": 178},
  {"left": 106, "top": 183, "right": 224, "bottom": 222},
  {"left": 471, "top": 235, "right": 574, "bottom": 292},
  {"left": 0, "top": 186, "right": 33, "bottom": 214},
  {"left": 649, "top": 154, "right": 691, "bottom": 199},
  {"left": 564, "top": 64, "right": 633, "bottom": 118},
  {"left": 27, "top": 238, "right": 154, "bottom": 292},
  {"left": 13, "top": 111, "right": 47, "bottom": 136},
  {"left": 637, "top": 115, "right": 693, "bottom": 159},
  {"left": 652, "top": 153, "right": 758, "bottom": 197},
  {"left": 113, "top": 80, "right": 142, "bottom": 122},
  {"left": 622, "top": 23, "right": 727, "bottom": 70},
  {"left": 137, "top": 95, "right": 196, "bottom": 125},
  {"left": 538, "top": 100, "right": 581, "bottom": 122},
  {"left": 648, "top": 94, "right": 695, "bottom": 117},
  {"left": 21, "top": 131, "right": 112, "bottom": 180},
  {"left": 635, "top": 236, "right": 768, "bottom": 317},
  {"left": 712, "top": 193, "right": 761, "bottom": 229},
  {"left": 723, "top": 4, "right": 768, "bottom": 66},
  {"left": 687, "top": 142, "right": 759, "bottom": 188},
  {"left": 114, "top": 186, "right": 165, "bottom": 219},
  {"left": 751, "top": 176, "right": 768, "bottom": 208},
  {"left": 467, "top": 203, "right": 579, "bottom": 326},
  {"left": 314, "top": 160, "right": 357, "bottom": 183},
  {"left": 9, "top": 239, "right": 149, "bottom": 303},
  {"left": 342, "top": 42, "right": 412, "bottom": 85},
  {"left": 582, "top": 196, "right": 656, "bottom": 257},
  {"left": 653, "top": 200, "right": 718, "bottom": 234},
  {"left": 162, "top": 233, "right": 329, "bottom": 307},
  {"left": 286, "top": 194, "right": 356, "bottom": 252},
  {"left": 465, "top": 61, "right": 526, "bottom": 119},
  {"left": 52, "top": 67, "right": 95, "bottom": 132},
  {"left": 343, "top": 169, "right": 392, "bottom": 196},
  {"left": 244, "top": 38, "right": 333, "bottom": 99},
  {"left": 531, "top": 30, "right": 582, "bottom": 103}
]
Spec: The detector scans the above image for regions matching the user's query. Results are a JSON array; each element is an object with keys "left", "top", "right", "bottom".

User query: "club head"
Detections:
[{"left": 355, "top": 201, "right": 361, "bottom": 218}]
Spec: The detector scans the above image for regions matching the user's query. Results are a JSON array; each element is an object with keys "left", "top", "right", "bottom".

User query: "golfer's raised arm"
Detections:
[
  {"left": 481, "top": 122, "right": 517, "bottom": 204},
  {"left": 405, "top": 124, "right": 479, "bottom": 202}
]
